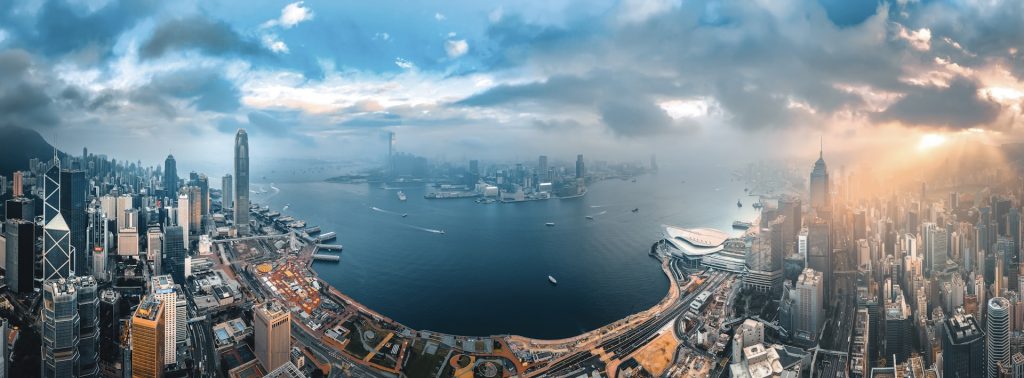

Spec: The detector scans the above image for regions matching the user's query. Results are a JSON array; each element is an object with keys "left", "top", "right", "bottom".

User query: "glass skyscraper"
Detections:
[{"left": 234, "top": 129, "right": 250, "bottom": 235}]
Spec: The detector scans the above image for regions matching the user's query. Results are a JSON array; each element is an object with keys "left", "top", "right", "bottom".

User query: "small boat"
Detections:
[
  {"left": 737, "top": 199, "right": 742, "bottom": 207},
  {"left": 439, "top": 230, "right": 446, "bottom": 234},
  {"left": 545, "top": 222, "right": 556, "bottom": 227},
  {"left": 631, "top": 178, "right": 637, "bottom": 183},
  {"left": 548, "top": 276, "right": 558, "bottom": 285},
  {"left": 402, "top": 213, "right": 408, "bottom": 218},
  {"left": 397, "top": 191, "right": 407, "bottom": 201},
  {"left": 632, "top": 208, "right": 639, "bottom": 213},
  {"left": 585, "top": 216, "right": 594, "bottom": 220}
]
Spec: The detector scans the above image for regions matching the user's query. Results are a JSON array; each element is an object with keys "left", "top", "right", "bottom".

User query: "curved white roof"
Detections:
[{"left": 664, "top": 226, "right": 729, "bottom": 256}]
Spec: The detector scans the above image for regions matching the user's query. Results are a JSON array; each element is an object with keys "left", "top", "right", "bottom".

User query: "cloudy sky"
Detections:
[{"left": 1, "top": 0, "right": 1023, "bottom": 172}]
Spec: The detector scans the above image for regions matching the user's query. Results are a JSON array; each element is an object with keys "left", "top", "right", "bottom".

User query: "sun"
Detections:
[{"left": 917, "top": 133, "right": 947, "bottom": 151}]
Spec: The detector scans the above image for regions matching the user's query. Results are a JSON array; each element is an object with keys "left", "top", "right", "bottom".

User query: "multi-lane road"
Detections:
[{"left": 537, "top": 271, "right": 731, "bottom": 377}]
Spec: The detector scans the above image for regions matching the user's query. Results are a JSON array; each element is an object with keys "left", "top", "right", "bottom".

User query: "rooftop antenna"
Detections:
[{"left": 819, "top": 136, "right": 823, "bottom": 159}]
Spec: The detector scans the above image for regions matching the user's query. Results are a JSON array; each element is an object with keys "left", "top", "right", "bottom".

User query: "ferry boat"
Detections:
[
  {"left": 397, "top": 191, "right": 407, "bottom": 201},
  {"left": 545, "top": 222, "right": 556, "bottom": 227},
  {"left": 548, "top": 276, "right": 558, "bottom": 285},
  {"left": 402, "top": 213, "right": 408, "bottom": 218},
  {"left": 585, "top": 216, "right": 594, "bottom": 220},
  {"left": 732, "top": 221, "right": 753, "bottom": 230}
]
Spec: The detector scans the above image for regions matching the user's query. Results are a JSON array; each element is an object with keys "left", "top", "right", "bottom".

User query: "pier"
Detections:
[{"left": 312, "top": 254, "right": 341, "bottom": 262}]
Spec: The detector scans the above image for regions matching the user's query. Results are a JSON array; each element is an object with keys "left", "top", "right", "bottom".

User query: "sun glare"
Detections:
[{"left": 917, "top": 133, "right": 947, "bottom": 151}]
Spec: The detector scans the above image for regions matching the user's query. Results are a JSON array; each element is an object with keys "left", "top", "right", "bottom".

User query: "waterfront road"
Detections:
[{"left": 536, "top": 271, "right": 730, "bottom": 377}]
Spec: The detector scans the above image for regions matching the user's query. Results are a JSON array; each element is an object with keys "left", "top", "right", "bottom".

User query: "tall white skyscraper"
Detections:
[
  {"left": 150, "top": 276, "right": 178, "bottom": 365},
  {"left": 177, "top": 194, "right": 189, "bottom": 247},
  {"left": 989, "top": 297, "right": 1011, "bottom": 378}
]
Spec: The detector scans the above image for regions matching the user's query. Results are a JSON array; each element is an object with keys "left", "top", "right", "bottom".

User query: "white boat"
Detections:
[
  {"left": 545, "top": 222, "right": 556, "bottom": 227},
  {"left": 548, "top": 276, "right": 557, "bottom": 284},
  {"left": 397, "top": 191, "right": 407, "bottom": 201}
]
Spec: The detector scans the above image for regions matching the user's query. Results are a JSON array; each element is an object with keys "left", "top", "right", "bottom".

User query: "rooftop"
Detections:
[{"left": 135, "top": 297, "right": 163, "bottom": 321}]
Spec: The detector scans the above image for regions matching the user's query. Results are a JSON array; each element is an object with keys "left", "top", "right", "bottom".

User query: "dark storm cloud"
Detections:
[
  {"left": 140, "top": 16, "right": 267, "bottom": 60},
  {"left": 598, "top": 97, "right": 679, "bottom": 136},
  {"left": 872, "top": 77, "right": 1000, "bottom": 129},
  {"left": 0, "top": 0, "right": 159, "bottom": 59},
  {"left": 0, "top": 50, "right": 60, "bottom": 128}
]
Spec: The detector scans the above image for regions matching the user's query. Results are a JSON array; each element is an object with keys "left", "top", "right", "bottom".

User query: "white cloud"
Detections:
[
  {"left": 489, "top": 7, "right": 503, "bottom": 23},
  {"left": 394, "top": 58, "right": 415, "bottom": 70},
  {"left": 434, "top": 12, "right": 446, "bottom": 21},
  {"left": 374, "top": 32, "right": 391, "bottom": 41},
  {"left": 444, "top": 39, "right": 468, "bottom": 58},
  {"left": 897, "top": 26, "right": 931, "bottom": 51},
  {"left": 659, "top": 99, "right": 709, "bottom": 119},
  {"left": 0, "top": 29, "right": 7, "bottom": 45},
  {"left": 262, "top": 1, "right": 314, "bottom": 29},
  {"left": 617, "top": 0, "right": 681, "bottom": 24},
  {"left": 262, "top": 34, "right": 289, "bottom": 54}
]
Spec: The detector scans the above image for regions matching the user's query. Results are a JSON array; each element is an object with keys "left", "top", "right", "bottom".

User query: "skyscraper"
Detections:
[
  {"left": 794, "top": 268, "right": 823, "bottom": 342},
  {"left": 809, "top": 143, "right": 830, "bottom": 212},
  {"left": 162, "top": 226, "right": 186, "bottom": 286},
  {"left": 575, "top": 154, "right": 585, "bottom": 179},
  {"left": 254, "top": 301, "right": 291, "bottom": 372},
  {"left": 943, "top": 310, "right": 985, "bottom": 378},
  {"left": 538, "top": 155, "right": 547, "bottom": 180},
  {"left": 924, "top": 222, "right": 949, "bottom": 276},
  {"left": 4, "top": 197, "right": 34, "bottom": 221},
  {"left": 806, "top": 219, "right": 832, "bottom": 304},
  {"left": 131, "top": 296, "right": 165, "bottom": 378},
  {"left": 41, "top": 278, "right": 81, "bottom": 377},
  {"left": 98, "top": 290, "right": 121, "bottom": 365},
  {"left": 11, "top": 171, "right": 22, "bottom": 197},
  {"left": 988, "top": 297, "right": 1011, "bottom": 378},
  {"left": 149, "top": 276, "right": 178, "bottom": 365},
  {"left": 4, "top": 219, "right": 34, "bottom": 293},
  {"left": 77, "top": 276, "right": 99, "bottom": 377},
  {"left": 164, "top": 154, "right": 177, "bottom": 198},
  {"left": 234, "top": 129, "right": 250, "bottom": 236},
  {"left": 43, "top": 213, "right": 73, "bottom": 281},
  {"left": 188, "top": 186, "right": 201, "bottom": 232},
  {"left": 177, "top": 193, "right": 189, "bottom": 245},
  {"left": 61, "top": 169, "right": 87, "bottom": 276},
  {"left": 222, "top": 174, "right": 233, "bottom": 210}
]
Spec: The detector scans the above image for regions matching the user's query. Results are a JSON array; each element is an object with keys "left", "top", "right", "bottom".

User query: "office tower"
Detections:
[
  {"left": 41, "top": 278, "right": 80, "bottom": 378},
  {"left": 809, "top": 144, "right": 830, "bottom": 212},
  {"left": 778, "top": 197, "right": 801, "bottom": 255},
  {"left": 146, "top": 226, "right": 162, "bottom": 267},
  {"left": 797, "top": 228, "right": 808, "bottom": 260},
  {"left": 43, "top": 155, "right": 60, "bottom": 224},
  {"left": 149, "top": 276, "right": 178, "bottom": 365},
  {"left": 61, "top": 170, "right": 87, "bottom": 276},
  {"left": 884, "top": 282, "right": 913, "bottom": 364},
  {"left": 853, "top": 209, "right": 867, "bottom": 241},
  {"left": 745, "top": 225, "right": 784, "bottom": 294},
  {"left": 924, "top": 222, "right": 949, "bottom": 276},
  {"left": 188, "top": 186, "right": 201, "bottom": 232},
  {"left": 77, "top": 276, "right": 99, "bottom": 377},
  {"left": 131, "top": 296, "right": 165, "bottom": 378},
  {"left": 943, "top": 310, "right": 985, "bottom": 378},
  {"left": 793, "top": 268, "right": 823, "bottom": 342},
  {"left": 177, "top": 194, "right": 189, "bottom": 244},
  {"left": 163, "top": 226, "right": 186, "bottom": 285},
  {"left": 164, "top": 154, "right": 177, "bottom": 197},
  {"left": 222, "top": 174, "right": 233, "bottom": 210},
  {"left": 254, "top": 301, "right": 291, "bottom": 372},
  {"left": 575, "top": 154, "right": 584, "bottom": 179},
  {"left": 4, "top": 219, "right": 34, "bottom": 293},
  {"left": 1012, "top": 353, "right": 1024, "bottom": 378},
  {"left": 538, "top": 155, "right": 548, "bottom": 179},
  {"left": 234, "top": 129, "right": 250, "bottom": 236},
  {"left": 174, "top": 286, "right": 186, "bottom": 345},
  {"left": 11, "top": 171, "right": 22, "bottom": 197},
  {"left": 732, "top": 319, "right": 765, "bottom": 361},
  {"left": 98, "top": 290, "right": 120, "bottom": 364},
  {"left": 115, "top": 195, "right": 132, "bottom": 231},
  {"left": 116, "top": 210, "right": 139, "bottom": 256},
  {"left": 806, "top": 219, "right": 831, "bottom": 304},
  {"left": 468, "top": 160, "right": 479, "bottom": 177},
  {"left": 43, "top": 213, "right": 73, "bottom": 281},
  {"left": 197, "top": 174, "right": 209, "bottom": 217},
  {"left": 988, "top": 297, "right": 1011, "bottom": 378},
  {"left": 4, "top": 197, "right": 34, "bottom": 221}
]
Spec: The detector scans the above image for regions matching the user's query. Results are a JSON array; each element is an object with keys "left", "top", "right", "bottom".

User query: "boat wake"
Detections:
[
  {"left": 408, "top": 225, "right": 445, "bottom": 234},
  {"left": 371, "top": 206, "right": 401, "bottom": 216},
  {"left": 589, "top": 205, "right": 606, "bottom": 208}
]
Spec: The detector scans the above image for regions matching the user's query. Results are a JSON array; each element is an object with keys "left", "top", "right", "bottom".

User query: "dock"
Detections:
[
  {"left": 312, "top": 254, "right": 341, "bottom": 262},
  {"left": 316, "top": 244, "right": 343, "bottom": 251}
]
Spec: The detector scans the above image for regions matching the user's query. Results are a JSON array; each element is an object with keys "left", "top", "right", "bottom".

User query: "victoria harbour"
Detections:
[{"left": 257, "top": 165, "right": 757, "bottom": 339}]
